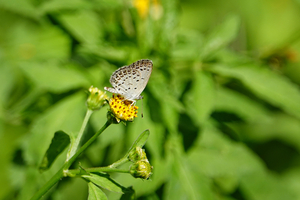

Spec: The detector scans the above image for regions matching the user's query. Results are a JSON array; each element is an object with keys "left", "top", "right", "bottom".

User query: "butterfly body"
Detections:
[{"left": 104, "top": 59, "right": 153, "bottom": 103}]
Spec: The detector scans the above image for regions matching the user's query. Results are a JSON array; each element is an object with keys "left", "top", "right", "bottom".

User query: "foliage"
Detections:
[{"left": 1, "top": 0, "right": 300, "bottom": 199}]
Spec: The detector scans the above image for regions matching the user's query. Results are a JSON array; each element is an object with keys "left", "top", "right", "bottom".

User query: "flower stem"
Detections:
[
  {"left": 109, "top": 156, "right": 129, "bottom": 168},
  {"left": 30, "top": 120, "right": 112, "bottom": 200},
  {"left": 67, "top": 109, "right": 93, "bottom": 161},
  {"left": 66, "top": 167, "right": 129, "bottom": 177}
]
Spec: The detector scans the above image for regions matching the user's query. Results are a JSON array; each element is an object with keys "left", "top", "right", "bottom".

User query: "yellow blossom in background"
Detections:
[
  {"left": 109, "top": 94, "right": 138, "bottom": 122},
  {"left": 132, "top": 0, "right": 163, "bottom": 19},
  {"left": 133, "top": 0, "right": 150, "bottom": 19}
]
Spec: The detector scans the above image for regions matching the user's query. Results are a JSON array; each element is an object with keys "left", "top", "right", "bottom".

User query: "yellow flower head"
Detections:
[
  {"left": 133, "top": 0, "right": 163, "bottom": 19},
  {"left": 109, "top": 94, "right": 138, "bottom": 122},
  {"left": 133, "top": 0, "right": 150, "bottom": 19}
]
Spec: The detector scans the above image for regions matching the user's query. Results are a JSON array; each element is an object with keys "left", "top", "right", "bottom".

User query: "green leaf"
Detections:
[
  {"left": 39, "top": 130, "right": 70, "bottom": 171},
  {"left": 83, "top": 173, "right": 125, "bottom": 194},
  {"left": 215, "top": 87, "right": 271, "bottom": 123},
  {"left": 0, "top": 65, "right": 15, "bottom": 114},
  {"left": 0, "top": 0, "right": 37, "bottom": 19},
  {"left": 88, "top": 182, "right": 108, "bottom": 200},
  {"left": 23, "top": 92, "right": 86, "bottom": 165},
  {"left": 148, "top": 71, "right": 184, "bottom": 133},
  {"left": 238, "top": 113, "right": 300, "bottom": 152},
  {"left": 210, "top": 64, "right": 300, "bottom": 120},
  {"left": 126, "top": 129, "right": 150, "bottom": 156},
  {"left": 184, "top": 71, "right": 215, "bottom": 125},
  {"left": 120, "top": 186, "right": 135, "bottom": 200},
  {"left": 200, "top": 15, "right": 240, "bottom": 60},
  {"left": 3, "top": 24, "right": 70, "bottom": 61},
  {"left": 188, "top": 122, "right": 298, "bottom": 200},
  {"left": 240, "top": 171, "right": 296, "bottom": 200},
  {"left": 40, "top": 0, "right": 90, "bottom": 14},
  {"left": 57, "top": 10, "right": 103, "bottom": 44},
  {"left": 164, "top": 136, "right": 214, "bottom": 200},
  {"left": 171, "top": 29, "right": 204, "bottom": 61},
  {"left": 19, "top": 63, "right": 90, "bottom": 93}
]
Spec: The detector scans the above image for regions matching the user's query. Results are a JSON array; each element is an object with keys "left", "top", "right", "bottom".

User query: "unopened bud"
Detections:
[
  {"left": 128, "top": 147, "right": 147, "bottom": 162},
  {"left": 129, "top": 160, "right": 152, "bottom": 180},
  {"left": 86, "top": 86, "right": 108, "bottom": 110}
]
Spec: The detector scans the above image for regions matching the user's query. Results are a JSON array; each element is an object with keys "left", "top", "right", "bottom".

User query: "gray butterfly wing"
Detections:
[{"left": 104, "top": 59, "right": 153, "bottom": 101}]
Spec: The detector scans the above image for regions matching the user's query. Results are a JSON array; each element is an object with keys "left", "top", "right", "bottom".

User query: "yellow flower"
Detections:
[
  {"left": 133, "top": 0, "right": 150, "bottom": 19},
  {"left": 109, "top": 94, "right": 138, "bottom": 122},
  {"left": 133, "top": 0, "right": 163, "bottom": 19}
]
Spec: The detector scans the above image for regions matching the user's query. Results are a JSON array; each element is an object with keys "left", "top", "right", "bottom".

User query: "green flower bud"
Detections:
[
  {"left": 128, "top": 147, "right": 147, "bottom": 162},
  {"left": 130, "top": 160, "right": 152, "bottom": 180},
  {"left": 86, "top": 86, "right": 108, "bottom": 110}
]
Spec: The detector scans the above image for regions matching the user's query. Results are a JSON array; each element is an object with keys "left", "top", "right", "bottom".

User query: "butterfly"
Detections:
[{"left": 104, "top": 59, "right": 153, "bottom": 104}]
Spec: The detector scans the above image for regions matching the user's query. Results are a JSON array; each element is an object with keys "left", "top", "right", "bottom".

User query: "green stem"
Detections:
[
  {"left": 109, "top": 156, "right": 129, "bottom": 168},
  {"left": 30, "top": 120, "right": 112, "bottom": 200},
  {"left": 67, "top": 167, "right": 129, "bottom": 176},
  {"left": 67, "top": 109, "right": 93, "bottom": 161}
]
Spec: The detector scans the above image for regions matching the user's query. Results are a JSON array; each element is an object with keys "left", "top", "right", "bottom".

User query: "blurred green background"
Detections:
[{"left": 1, "top": 0, "right": 300, "bottom": 199}]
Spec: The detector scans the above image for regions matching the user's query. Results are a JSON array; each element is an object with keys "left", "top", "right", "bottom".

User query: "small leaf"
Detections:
[
  {"left": 126, "top": 129, "right": 150, "bottom": 156},
  {"left": 88, "top": 182, "right": 108, "bottom": 200},
  {"left": 39, "top": 131, "right": 70, "bottom": 171},
  {"left": 120, "top": 186, "right": 135, "bottom": 200},
  {"left": 83, "top": 173, "right": 126, "bottom": 194}
]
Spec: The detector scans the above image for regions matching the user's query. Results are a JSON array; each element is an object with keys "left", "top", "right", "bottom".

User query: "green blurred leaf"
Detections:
[
  {"left": 215, "top": 87, "right": 271, "bottom": 123},
  {"left": 19, "top": 63, "right": 90, "bottom": 93},
  {"left": 83, "top": 173, "right": 125, "bottom": 194},
  {"left": 148, "top": 72, "right": 184, "bottom": 132},
  {"left": 23, "top": 92, "right": 86, "bottom": 165},
  {"left": 282, "top": 168, "right": 300, "bottom": 199},
  {"left": 188, "top": 122, "right": 297, "bottom": 200},
  {"left": 158, "top": 0, "right": 178, "bottom": 53},
  {"left": 184, "top": 70, "right": 215, "bottom": 125},
  {"left": 200, "top": 15, "right": 240, "bottom": 60},
  {"left": 0, "top": 65, "right": 15, "bottom": 116},
  {"left": 40, "top": 0, "right": 90, "bottom": 14},
  {"left": 238, "top": 113, "right": 300, "bottom": 152},
  {"left": 210, "top": 64, "right": 300, "bottom": 120},
  {"left": 0, "top": 0, "right": 37, "bottom": 19},
  {"left": 79, "top": 44, "right": 129, "bottom": 62},
  {"left": 120, "top": 186, "right": 135, "bottom": 200},
  {"left": 57, "top": 10, "right": 103, "bottom": 44},
  {"left": 171, "top": 29, "right": 204, "bottom": 61},
  {"left": 3, "top": 24, "right": 70, "bottom": 61},
  {"left": 88, "top": 182, "right": 108, "bottom": 200},
  {"left": 240, "top": 171, "right": 296, "bottom": 200},
  {"left": 164, "top": 136, "right": 214, "bottom": 200},
  {"left": 39, "top": 130, "right": 70, "bottom": 171}
]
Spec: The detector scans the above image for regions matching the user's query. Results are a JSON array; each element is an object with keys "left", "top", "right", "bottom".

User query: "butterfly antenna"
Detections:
[{"left": 141, "top": 96, "right": 144, "bottom": 118}]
